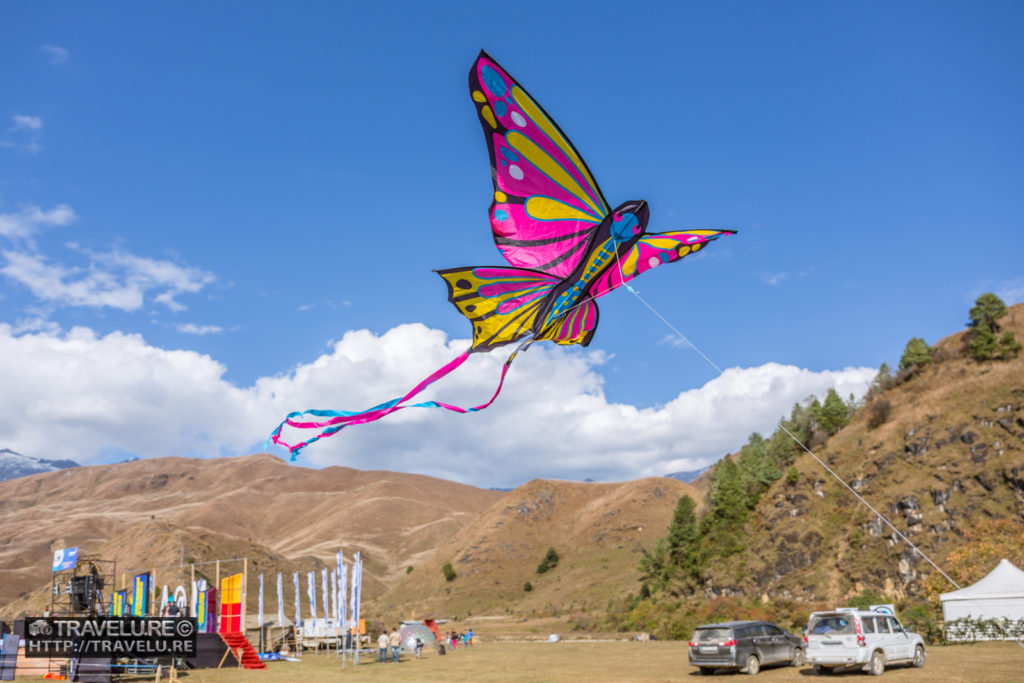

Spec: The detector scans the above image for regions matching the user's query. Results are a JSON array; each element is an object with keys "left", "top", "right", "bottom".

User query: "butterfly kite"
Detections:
[{"left": 269, "top": 51, "right": 734, "bottom": 458}]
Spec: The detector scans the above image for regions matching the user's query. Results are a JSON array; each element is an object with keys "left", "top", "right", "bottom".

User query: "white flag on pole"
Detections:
[
  {"left": 293, "top": 572, "right": 300, "bottom": 628},
  {"left": 330, "top": 570, "right": 337, "bottom": 629},
  {"left": 277, "top": 573, "right": 284, "bottom": 629},
  {"left": 350, "top": 552, "right": 362, "bottom": 633},
  {"left": 307, "top": 570, "right": 317, "bottom": 628},
  {"left": 338, "top": 559, "right": 347, "bottom": 633},
  {"left": 258, "top": 574, "right": 264, "bottom": 628},
  {"left": 321, "top": 568, "right": 329, "bottom": 627}
]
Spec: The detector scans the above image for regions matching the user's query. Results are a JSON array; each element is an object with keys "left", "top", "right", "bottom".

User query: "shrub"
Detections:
[
  {"left": 523, "top": 581, "right": 533, "bottom": 592},
  {"left": 406, "top": 566, "right": 414, "bottom": 574},
  {"left": 901, "top": 604, "right": 942, "bottom": 644},
  {"left": 537, "top": 547, "right": 560, "bottom": 574},
  {"left": 786, "top": 467, "right": 799, "bottom": 485},
  {"left": 442, "top": 563, "right": 456, "bottom": 582},
  {"left": 847, "top": 588, "right": 888, "bottom": 610},
  {"left": 866, "top": 398, "right": 891, "bottom": 429}
]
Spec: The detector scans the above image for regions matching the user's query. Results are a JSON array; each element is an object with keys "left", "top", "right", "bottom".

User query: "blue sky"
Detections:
[{"left": 1, "top": 2, "right": 1021, "bottom": 487}]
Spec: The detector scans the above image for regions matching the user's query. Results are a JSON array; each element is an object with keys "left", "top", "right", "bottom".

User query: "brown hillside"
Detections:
[
  {"left": 374, "top": 477, "right": 699, "bottom": 619},
  {"left": 0, "top": 453, "right": 502, "bottom": 620},
  {"left": 701, "top": 303, "right": 1024, "bottom": 603}
]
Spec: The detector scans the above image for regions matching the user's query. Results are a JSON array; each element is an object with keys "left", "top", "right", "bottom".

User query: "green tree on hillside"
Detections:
[
  {"left": 966, "top": 293, "right": 1021, "bottom": 360},
  {"left": 737, "top": 432, "right": 781, "bottom": 492},
  {"left": 968, "top": 292, "right": 1008, "bottom": 332},
  {"left": 899, "top": 337, "right": 933, "bottom": 371},
  {"left": 765, "top": 403, "right": 812, "bottom": 468},
  {"left": 697, "top": 459, "right": 750, "bottom": 558},
  {"left": 666, "top": 495, "right": 698, "bottom": 571},
  {"left": 707, "top": 458, "right": 749, "bottom": 525},
  {"left": 639, "top": 494, "right": 702, "bottom": 592},
  {"left": 815, "top": 389, "right": 851, "bottom": 435},
  {"left": 637, "top": 538, "right": 673, "bottom": 592},
  {"left": 871, "top": 362, "right": 894, "bottom": 394}
]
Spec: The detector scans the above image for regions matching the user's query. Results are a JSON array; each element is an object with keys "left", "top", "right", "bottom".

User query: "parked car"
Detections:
[
  {"left": 805, "top": 608, "right": 926, "bottom": 675},
  {"left": 688, "top": 620, "right": 805, "bottom": 675}
]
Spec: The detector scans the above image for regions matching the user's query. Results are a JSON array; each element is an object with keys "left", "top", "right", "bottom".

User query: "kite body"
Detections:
[
  {"left": 269, "top": 52, "right": 734, "bottom": 458},
  {"left": 437, "top": 54, "right": 732, "bottom": 353}
]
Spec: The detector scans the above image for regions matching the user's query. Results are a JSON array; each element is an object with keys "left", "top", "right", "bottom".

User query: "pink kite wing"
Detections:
[
  {"left": 587, "top": 229, "right": 737, "bottom": 299},
  {"left": 469, "top": 52, "right": 610, "bottom": 279}
]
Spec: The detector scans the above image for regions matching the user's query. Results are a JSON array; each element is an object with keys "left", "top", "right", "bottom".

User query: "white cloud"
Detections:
[
  {"left": 760, "top": 271, "right": 789, "bottom": 286},
  {"left": 11, "top": 115, "right": 42, "bottom": 131},
  {"left": 0, "top": 246, "right": 215, "bottom": 312},
  {"left": 176, "top": 323, "right": 223, "bottom": 336},
  {"left": 0, "top": 322, "right": 875, "bottom": 488},
  {"left": 41, "top": 45, "right": 69, "bottom": 66},
  {"left": 3, "top": 116, "right": 44, "bottom": 153},
  {"left": 659, "top": 334, "right": 693, "bottom": 349},
  {"left": 0, "top": 204, "right": 75, "bottom": 240},
  {"left": 995, "top": 280, "right": 1024, "bottom": 306}
]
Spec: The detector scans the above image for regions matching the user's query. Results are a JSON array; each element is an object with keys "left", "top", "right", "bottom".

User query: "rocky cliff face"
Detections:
[{"left": 699, "top": 306, "right": 1024, "bottom": 604}]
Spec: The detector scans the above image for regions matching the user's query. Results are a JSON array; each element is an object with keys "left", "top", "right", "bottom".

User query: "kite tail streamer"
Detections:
[{"left": 267, "top": 341, "right": 530, "bottom": 459}]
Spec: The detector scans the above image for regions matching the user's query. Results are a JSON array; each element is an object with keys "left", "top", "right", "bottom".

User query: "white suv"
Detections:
[{"left": 805, "top": 607, "right": 926, "bottom": 675}]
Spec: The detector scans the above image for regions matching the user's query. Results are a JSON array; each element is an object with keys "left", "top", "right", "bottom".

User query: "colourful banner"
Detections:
[
  {"left": 131, "top": 574, "right": 150, "bottom": 617},
  {"left": 110, "top": 590, "right": 127, "bottom": 617},
  {"left": 52, "top": 547, "right": 78, "bottom": 572},
  {"left": 219, "top": 573, "right": 243, "bottom": 633},
  {"left": 196, "top": 589, "right": 208, "bottom": 632}
]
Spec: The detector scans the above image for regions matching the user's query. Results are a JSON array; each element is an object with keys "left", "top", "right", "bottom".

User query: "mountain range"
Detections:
[
  {"left": 0, "top": 448, "right": 79, "bottom": 482},
  {"left": 1, "top": 303, "right": 1020, "bottom": 625}
]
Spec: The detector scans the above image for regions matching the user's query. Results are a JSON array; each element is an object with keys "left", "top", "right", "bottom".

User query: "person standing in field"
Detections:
[
  {"left": 377, "top": 630, "right": 389, "bottom": 662},
  {"left": 389, "top": 626, "right": 401, "bottom": 662}
]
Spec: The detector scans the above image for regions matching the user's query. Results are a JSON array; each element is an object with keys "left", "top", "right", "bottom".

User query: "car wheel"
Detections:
[
  {"left": 790, "top": 647, "right": 805, "bottom": 667},
  {"left": 813, "top": 664, "right": 833, "bottom": 675},
  {"left": 699, "top": 667, "right": 715, "bottom": 676},
  {"left": 912, "top": 645, "right": 925, "bottom": 668},
  {"left": 744, "top": 654, "right": 760, "bottom": 675},
  {"left": 868, "top": 650, "right": 886, "bottom": 676}
]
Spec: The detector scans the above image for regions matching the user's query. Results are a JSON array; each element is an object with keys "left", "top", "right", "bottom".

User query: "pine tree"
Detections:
[
  {"left": 818, "top": 389, "right": 851, "bottom": 435},
  {"left": 967, "top": 293, "right": 1020, "bottom": 360},
  {"left": 899, "top": 337, "right": 933, "bottom": 371},
  {"left": 709, "top": 458, "right": 748, "bottom": 524},
  {"left": 666, "top": 495, "right": 698, "bottom": 571},
  {"left": 968, "top": 292, "right": 1008, "bottom": 333}
]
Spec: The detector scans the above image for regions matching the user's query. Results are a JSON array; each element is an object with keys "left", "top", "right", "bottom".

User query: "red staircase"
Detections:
[{"left": 219, "top": 632, "right": 266, "bottom": 670}]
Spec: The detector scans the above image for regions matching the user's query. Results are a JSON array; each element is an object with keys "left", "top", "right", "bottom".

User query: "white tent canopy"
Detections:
[{"left": 940, "top": 558, "right": 1024, "bottom": 641}]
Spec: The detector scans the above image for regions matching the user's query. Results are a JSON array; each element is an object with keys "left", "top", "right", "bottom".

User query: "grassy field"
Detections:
[{"left": 166, "top": 640, "right": 1021, "bottom": 683}]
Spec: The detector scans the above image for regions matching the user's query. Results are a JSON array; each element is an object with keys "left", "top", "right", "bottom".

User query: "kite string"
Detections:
[
  {"left": 607, "top": 236, "right": 968, "bottom": 590},
  {"left": 626, "top": 285, "right": 1024, "bottom": 647},
  {"left": 624, "top": 285, "right": 959, "bottom": 582}
]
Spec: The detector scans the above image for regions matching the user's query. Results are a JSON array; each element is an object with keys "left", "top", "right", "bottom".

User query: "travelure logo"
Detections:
[{"left": 23, "top": 617, "right": 197, "bottom": 657}]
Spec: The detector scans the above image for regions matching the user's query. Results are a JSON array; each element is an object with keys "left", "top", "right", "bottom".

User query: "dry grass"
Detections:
[
  {"left": 374, "top": 477, "right": 699, "bottom": 621},
  {"left": 152, "top": 640, "right": 1022, "bottom": 683}
]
